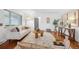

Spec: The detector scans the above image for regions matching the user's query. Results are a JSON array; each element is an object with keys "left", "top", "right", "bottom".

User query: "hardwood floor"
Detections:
[
  {"left": 0, "top": 31, "right": 79, "bottom": 49},
  {"left": 52, "top": 32, "right": 79, "bottom": 49},
  {"left": 0, "top": 32, "right": 31, "bottom": 49},
  {"left": 0, "top": 40, "right": 17, "bottom": 49}
]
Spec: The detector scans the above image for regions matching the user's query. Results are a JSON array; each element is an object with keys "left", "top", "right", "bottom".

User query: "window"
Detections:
[
  {"left": 0, "top": 10, "right": 9, "bottom": 25},
  {"left": 10, "top": 12, "right": 22, "bottom": 25},
  {"left": 0, "top": 10, "right": 22, "bottom": 26}
]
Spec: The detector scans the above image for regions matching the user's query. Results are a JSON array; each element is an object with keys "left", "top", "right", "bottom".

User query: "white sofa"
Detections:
[
  {"left": 0, "top": 27, "right": 8, "bottom": 44},
  {"left": 6, "top": 26, "right": 31, "bottom": 40},
  {"left": 0, "top": 26, "right": 31, "bottom": 45}
]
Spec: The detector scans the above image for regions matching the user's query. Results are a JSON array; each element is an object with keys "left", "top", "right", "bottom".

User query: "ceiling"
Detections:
[{"left": 8, "top": 9, "right": 74, "bottom": 19}]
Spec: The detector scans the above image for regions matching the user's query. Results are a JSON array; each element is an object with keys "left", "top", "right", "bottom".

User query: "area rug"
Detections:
[{"left": 15, "top": 32, "right": 65, "bottom": 49}]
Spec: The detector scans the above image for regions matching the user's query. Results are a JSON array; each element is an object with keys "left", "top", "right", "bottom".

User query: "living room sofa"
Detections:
[{"left": 6, "top": 26, "right": 31, "bottom": 40}]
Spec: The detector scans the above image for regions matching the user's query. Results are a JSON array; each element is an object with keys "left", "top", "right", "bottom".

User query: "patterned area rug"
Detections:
[{"left": 15, "top": 32, "right": 65, "bottom": 49}]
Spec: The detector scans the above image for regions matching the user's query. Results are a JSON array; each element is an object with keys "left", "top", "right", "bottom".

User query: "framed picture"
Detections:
[{"left": 46, "top": 17, "right": 50, "bottom": 23}]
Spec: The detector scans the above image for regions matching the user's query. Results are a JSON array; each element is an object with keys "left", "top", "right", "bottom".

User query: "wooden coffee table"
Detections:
[{"left": 33, "top": 30, "right": 44, "bottom": 38}]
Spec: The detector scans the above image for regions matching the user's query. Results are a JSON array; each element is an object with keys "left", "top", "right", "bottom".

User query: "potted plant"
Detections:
[{"left": 53, "top": 19, "right": 59, "bottom": 32}]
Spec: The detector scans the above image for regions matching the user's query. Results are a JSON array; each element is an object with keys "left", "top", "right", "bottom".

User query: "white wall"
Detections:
[
  {"left": 35, "top": 12, "right": 59, "bottom": 31},
  {"left": 22, "top": 11, "right": 62, "bottom": 31},
  {"left": 26, "top": 19, "right": 34, "bottom": 30},
  {"left": 23, "top": 12, "right": 61, "bottom": 31}
]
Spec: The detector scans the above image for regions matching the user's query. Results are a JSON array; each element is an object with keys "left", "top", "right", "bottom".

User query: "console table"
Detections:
[
  {"left": 58, "top": 27, "right": 75, "bottom": 40},
  {"left": 64, "top": 27, "right": 75, "bottom": 40}
]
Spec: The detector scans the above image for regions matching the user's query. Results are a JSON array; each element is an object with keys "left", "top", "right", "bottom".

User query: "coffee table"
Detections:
[{"left": 33, "top": 30, "right": 44, "bottom": 38}]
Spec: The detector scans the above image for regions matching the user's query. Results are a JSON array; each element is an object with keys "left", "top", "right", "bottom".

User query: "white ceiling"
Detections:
[
  {"left": 9, "top": 9, "right": 73, "bottom": 19},
  {"left": 33, "top": 9, "right": 71, "bottom": 13}
]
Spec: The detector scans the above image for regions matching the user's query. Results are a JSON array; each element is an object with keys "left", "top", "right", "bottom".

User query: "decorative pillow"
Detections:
[
  {"left": 10, "top": 28, "right": 17, "bottom": 32},
  {"left": 16, "top": 27, "right": 20, "bottom": 32}
]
